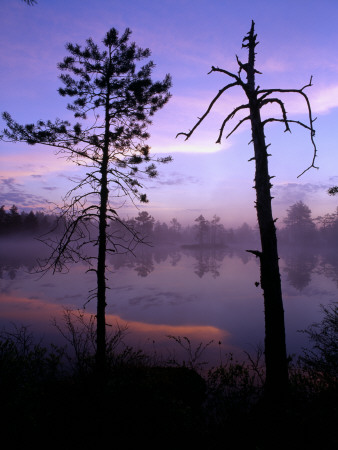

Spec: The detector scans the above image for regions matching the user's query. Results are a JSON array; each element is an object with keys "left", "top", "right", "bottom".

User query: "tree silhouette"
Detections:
[
  {"left": 1, "top": 28, "right": 171, "bottom": 374},
  {"left": 300, "top": 302, "right": 338, "bottom": 383},
  {"left": 194, "top": 214, "right": 209, "bottom": 246},
  {"left": 9, "top": 205, "right": 22, "bottom": 232},
  {"left": 316, "top": 207, "right": 338, "bottom": 245},
  {"left": 169, "top": 218, "right": 182, "bottom": 236},
  {"left": 283, "top": 201, "right": 316, "bottom": 244},
  {"left": 0, "top": 206, "right": 6, "bottom": 233},
  {"left": 177, "top": 21, "right": 317, "bottom": 398},
  {"left": 134, "top": 211, "right": 155, "bottom": 239},
  {"left": 284, "top": 201, "right": 314, "bottom": 226},
  {"left": 210, "top": 214, "right": 220, "bottom": 246}
]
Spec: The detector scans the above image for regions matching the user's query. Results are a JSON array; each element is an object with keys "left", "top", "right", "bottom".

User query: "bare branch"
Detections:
[
  {"left": 236, "top": 54, "right": 262, "bottom": 77},
  {"left": 216, "top": 103, "right": 250, "bottom": 143},
  {"left": 208, "top": 65, "right": 243, "bottom": 84},
  {"left": 261, "top": 117, "right": 312, "bottom": 131},
  {"left": 246, "top": 249, "right": 262, "bottom": 258},
  {"left": 257, "top": 78, "right": 318, "bottom": 176},
  {"left": 176, "top": 81, "right": 239, "bottom": 141},
  {"left": 259, "top": 98, "right": 291, "bottom": 132},
  {"left": 226, "top": 115, "right": 251, "bottom": 139}
]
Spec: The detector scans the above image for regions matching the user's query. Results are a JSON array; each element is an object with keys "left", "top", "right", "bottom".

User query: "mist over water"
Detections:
[{"left": 1, "top": 234, "right": 337, "bottom": 366}]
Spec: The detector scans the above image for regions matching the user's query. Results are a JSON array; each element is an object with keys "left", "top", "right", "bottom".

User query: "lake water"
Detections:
[{"left": 1, "top": 238, "right": 337, "bottom": 367}]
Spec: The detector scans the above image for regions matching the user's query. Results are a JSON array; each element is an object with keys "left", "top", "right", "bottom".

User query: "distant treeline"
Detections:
[
  {"left": 0, "top": 205, "right": 57, "bottom": 236},
  {"left": 1, "top": 200, "right": 338, "bottom": 247},
  {"left": 277, "top": 200, "right": 338, "bottom": 247},
  {"left": 120, "top": 212, "right": 259, "bottom": 246},
  {"left": 0, "top": 205, "right": 259, "bottom": 246}
]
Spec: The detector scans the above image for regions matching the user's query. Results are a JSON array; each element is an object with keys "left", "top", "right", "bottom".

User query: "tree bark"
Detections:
[
  {"left": 96, "top": 165, "right": 108, "bottom": 375},
  {"left": 250, "top": 101, "right": 288, "bottom": 396},
  {"left": 245, "top": 26, "right": 288, "bottom": 397},
  {"left": 95, "top": 71, "right": 111, "bottom": 375}
]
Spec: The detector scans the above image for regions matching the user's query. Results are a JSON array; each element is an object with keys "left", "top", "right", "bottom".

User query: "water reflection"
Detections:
[
  {"left": 181, "top": 246, "right": 227, "bottom": 279},
  {"left": 1, "top": 237, "right": 338, "bottom": 360},
  {"left": 2, "top": 238, "right": 338, "bottom": 291},
  {"left": 108, "top": 244, "right": 255, "bottom": 280},
  {"left": 281, "top": 249, "right": 318, "bottom": 291},
  {"left": 2, "top": 238, "right": 338, "bottom": 293},
  {"left": 0, "top": 239, "right": 48, "bottom": 280},
  {"left": 315, "top": 250, "right": 338, "bottom": 288}
]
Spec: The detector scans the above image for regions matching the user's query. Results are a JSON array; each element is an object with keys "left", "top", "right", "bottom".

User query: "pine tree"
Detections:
[
  {"left": 283, "top": 201, "right": 316, "bottom": 244},
  {"left": 1, "top": 27, "right": 172, "bottom": 374}
]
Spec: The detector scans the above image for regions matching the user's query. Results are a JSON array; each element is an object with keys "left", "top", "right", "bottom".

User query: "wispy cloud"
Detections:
[
  {"left": 42, "top": 186, "right": 59, "bottom": 191},
  {"left": 311, "top": 85, "right": 338, "bottom": 114},
  {"left": 0, "top": 177, "right": 48, "bottom": 209},
  {"left": 0, "top": 148, "right": 76, "bottom": 178},
  {"left": 155, "top": 173, "right": 200, "bottom": 187},
  {"left": 1, "top": 177, "right": 22, "bottom": 190},
  {"left": 260, "top": 58, "right": 289, "bottom": 73},
  {"left": 272, "top": 182, "right": 329, "bottom": 206}
]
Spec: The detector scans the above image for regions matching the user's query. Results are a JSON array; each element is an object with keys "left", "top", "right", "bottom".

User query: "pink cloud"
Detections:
[{"left": 260, "top": 58, "right": 289, "bottom": 73}]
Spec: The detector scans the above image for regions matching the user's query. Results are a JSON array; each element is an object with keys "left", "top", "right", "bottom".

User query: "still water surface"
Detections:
[{"left": 1, "top": 238, "right": 337, "bottom": 366}]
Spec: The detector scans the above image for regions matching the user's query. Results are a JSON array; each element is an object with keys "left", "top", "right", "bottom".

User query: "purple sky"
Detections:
[{"left": 1, "top": 0, "right": 338, "bottom": 227}]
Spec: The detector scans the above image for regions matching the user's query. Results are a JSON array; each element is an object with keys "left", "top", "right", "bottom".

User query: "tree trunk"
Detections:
[
  {"left": 96, "top": 160, "right": 108, "bottom": 374},
  {"left": 246, "top": 32, "right": 289, "bottom": 397},
  {"left": 95, "top": 83, "right": 111, "bottom": 375},
  {"left": 250, "top": 100, "right": 288, "bottom": 397}
]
